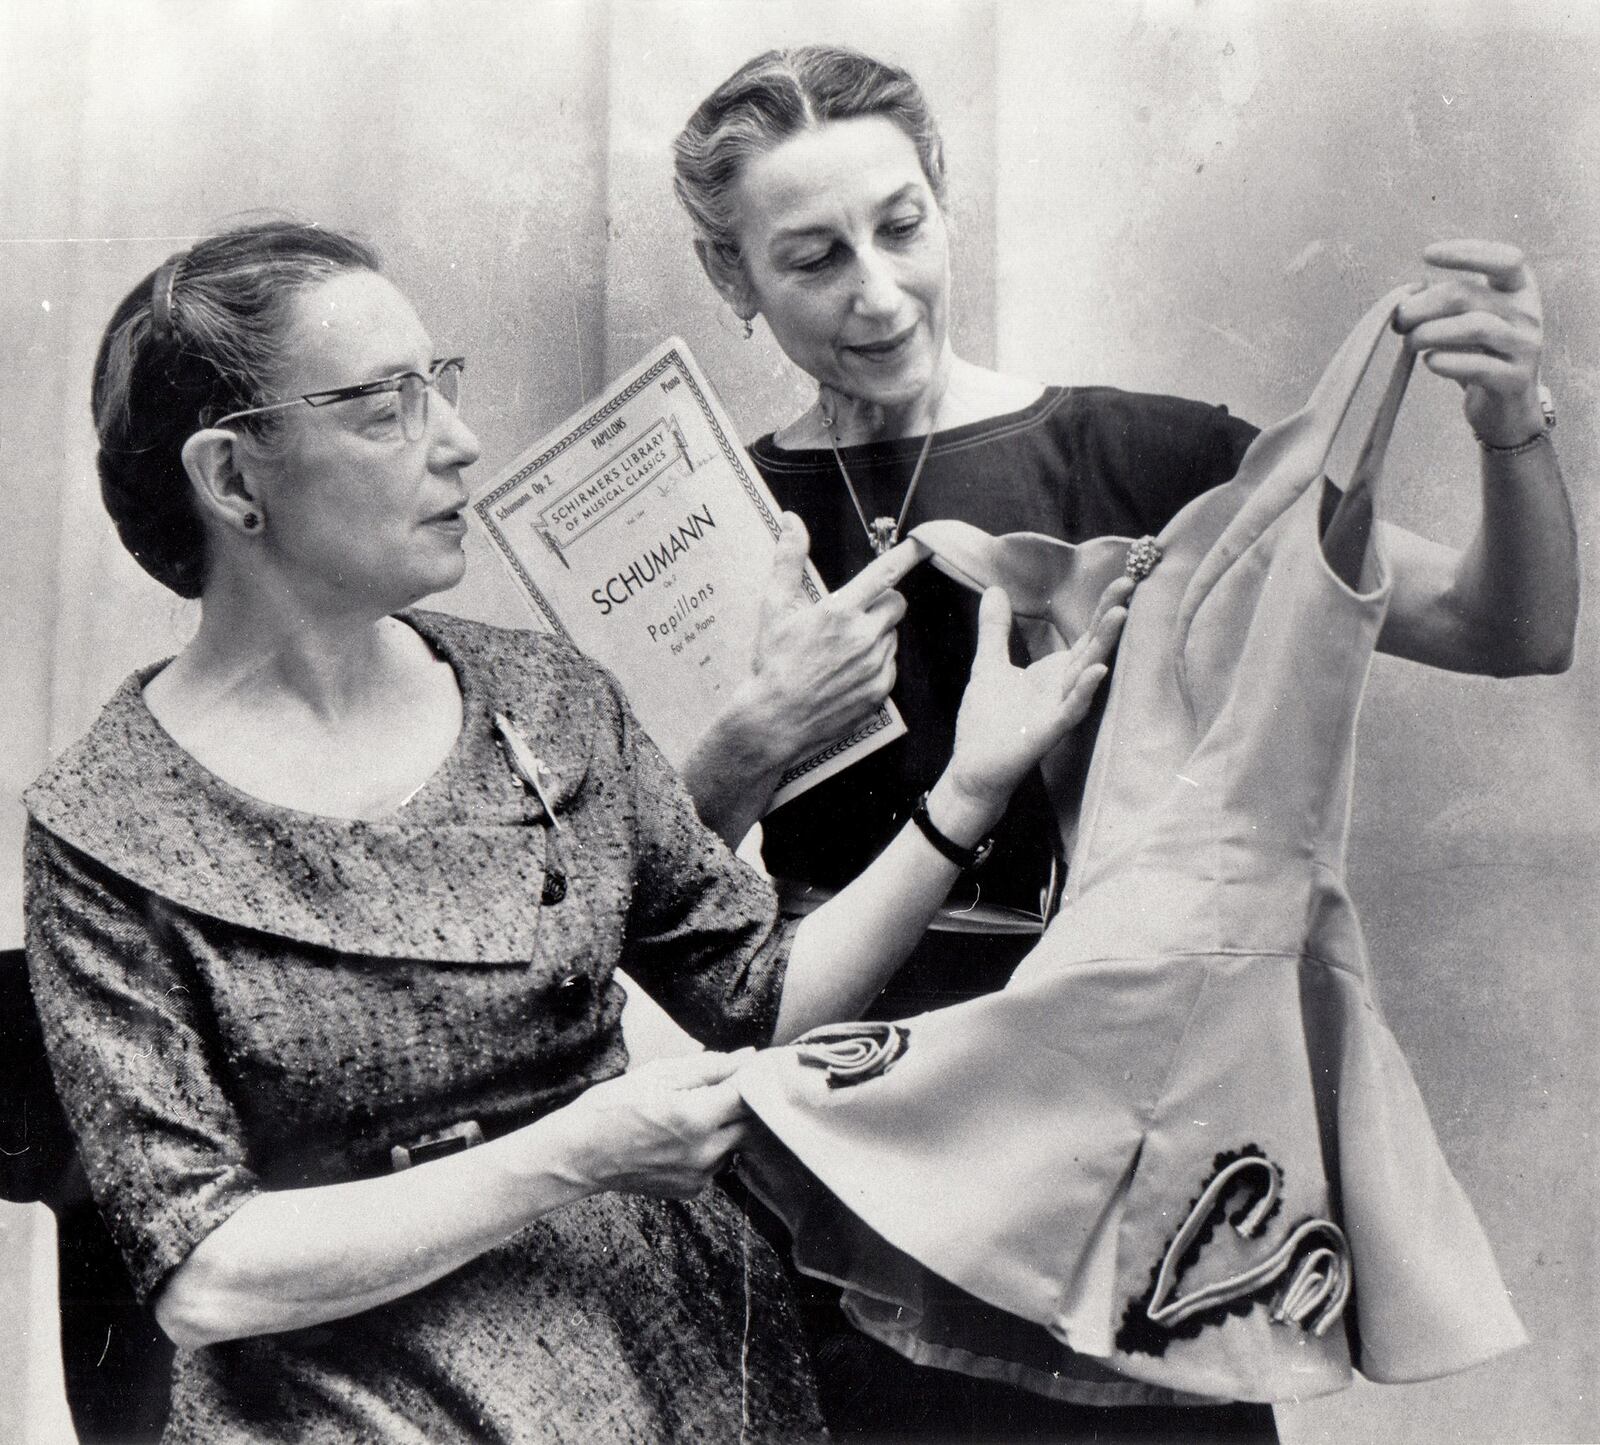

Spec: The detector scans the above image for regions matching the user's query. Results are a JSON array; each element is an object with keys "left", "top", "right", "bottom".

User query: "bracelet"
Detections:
[
  {"left": 1475, "top": 429, "right": 1552, "bottom": 457},
  {"left": 911, "top": 792, "right": 994, "bottom": 871},
  {"left": 1475, "top": 388, "right": 1556, "bottom": 456}
]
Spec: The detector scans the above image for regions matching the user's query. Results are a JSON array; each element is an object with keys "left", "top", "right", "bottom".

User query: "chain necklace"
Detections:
[{"left": 819, "top": 393, "right": 940, "bottom": 556}]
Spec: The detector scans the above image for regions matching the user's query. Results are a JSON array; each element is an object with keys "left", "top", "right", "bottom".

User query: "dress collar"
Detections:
[{"left": 25, "top": 611, "right": 596, "bottom": 962}]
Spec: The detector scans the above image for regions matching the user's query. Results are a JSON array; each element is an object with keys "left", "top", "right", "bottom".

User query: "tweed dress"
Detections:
[
  {"left": 24, "top": 612, "right": 823, "bottom": 1444},
  {"left": 734, "top": 289, "right": 1527, "bottom": 1407}
]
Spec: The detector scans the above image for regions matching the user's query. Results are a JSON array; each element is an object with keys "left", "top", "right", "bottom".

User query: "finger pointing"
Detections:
[{"left": 833, "top": 536, "right": 929, "bottom": 608}]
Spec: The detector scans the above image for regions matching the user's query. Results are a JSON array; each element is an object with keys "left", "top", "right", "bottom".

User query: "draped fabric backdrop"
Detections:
[{"left": 2, "top": 3, "right": 1594, "bottom": 1441}]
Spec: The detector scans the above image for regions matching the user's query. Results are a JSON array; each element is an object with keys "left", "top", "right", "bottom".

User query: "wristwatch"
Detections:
[{"left": 911, "top": 791, "right": 994, "bottom": 871}]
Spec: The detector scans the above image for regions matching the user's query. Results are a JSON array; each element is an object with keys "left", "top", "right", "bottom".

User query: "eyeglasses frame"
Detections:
[{"left": 211, "top": 356, "right": 466, "bottom": 443}]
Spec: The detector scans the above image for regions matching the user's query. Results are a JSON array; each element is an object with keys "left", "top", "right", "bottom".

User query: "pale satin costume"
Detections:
[{"left": 735, "top": 289, "right": 1527, "bottom": 1406}]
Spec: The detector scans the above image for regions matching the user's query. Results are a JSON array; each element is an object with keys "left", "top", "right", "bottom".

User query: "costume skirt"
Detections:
[{"left": 737, "top": 942, "right": 1526, "bottom": 1404}]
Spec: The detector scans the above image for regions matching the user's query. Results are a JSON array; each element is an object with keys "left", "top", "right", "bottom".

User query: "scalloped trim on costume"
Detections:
[{"left": 1115, "top": 1145, "right": 1351, "bottom": 1357}]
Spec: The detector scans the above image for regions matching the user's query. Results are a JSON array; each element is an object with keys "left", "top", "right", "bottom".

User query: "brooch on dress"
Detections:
[
  {"left": 492, "top": 712, "right": 563, "bottom": 831},
  {"left": 793, "top": 1021, "right": 912, "bottom": 1088},
  {"left": 1124, "top": 535, "right": 1163, "bottom": 582}
]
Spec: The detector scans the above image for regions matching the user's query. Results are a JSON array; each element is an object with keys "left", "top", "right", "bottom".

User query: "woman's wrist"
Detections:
[
  {"left": 923, "top": 771, "right": 1007, "bottom": 854},
  {"left": 1473, "top": 395, "right": 1556, "bottom": 464},
  {"left": 1469, "top": 387, "right": 1548, "bottom": 450},
  {"left": 493, "top": 1101, "right": 604, "bottom": 1200},
  {"left": 702, "top": 679, "right": 795, "bottom": 778}
]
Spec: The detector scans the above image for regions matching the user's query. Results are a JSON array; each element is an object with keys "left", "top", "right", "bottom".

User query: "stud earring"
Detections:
[{"left": 242, "top": 511, "right": 261, "bottom": 531}]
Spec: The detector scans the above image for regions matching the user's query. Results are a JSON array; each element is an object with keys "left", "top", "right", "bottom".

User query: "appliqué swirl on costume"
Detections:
[
  {"left": 793, "top": 1022, "right": 911, "bottom": 1089},
  {"left": 1124, "top": 535, "right": 1163, "bottom": 582},
  {"left": 1116, "top": 1146, "right": 1351, "bottom": 1357}
]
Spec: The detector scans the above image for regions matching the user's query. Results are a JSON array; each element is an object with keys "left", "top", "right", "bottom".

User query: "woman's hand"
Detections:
[
  {"left": 1394, "top": 240, "right": 1546, "bottom": 446},
  {"left": 776, "top": 577, "right": 1129, "bottom": 1039},
  {"left": 554, "top": 1051, "right": 754, "bottom": 1200},
  {"left": 681, "top": 513, "right": 919, "bottom": 843},
  {"left": 739, "top": 512, "right": 915, "bottom": 763},
  {"left": 941, "top": 578, "right": 1131, "bottom": 826},
  {"left": 1373, "top": 240, "right": 1576, "bottom": 677}
]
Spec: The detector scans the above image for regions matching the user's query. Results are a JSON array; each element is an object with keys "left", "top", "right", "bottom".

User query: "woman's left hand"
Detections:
[
  {"left": 944, "top": 577, "right": 1131, "bottom": 817},
  {"left": 776, "top": 575, "right": 1131, "bottom": 1036},
  {"left": 1393, "top": 240, "right": 1547, "bottom": 446}
]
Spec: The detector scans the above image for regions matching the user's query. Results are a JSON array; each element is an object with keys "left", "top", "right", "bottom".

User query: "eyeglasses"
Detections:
[{"left": 213, "top": 356, "right": 466, "bottom": 443}]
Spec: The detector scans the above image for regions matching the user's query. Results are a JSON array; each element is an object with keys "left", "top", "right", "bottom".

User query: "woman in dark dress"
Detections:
[
  {"left": 23, "top": 218, "right": 1127, "bottom": 1442},
  {"left": 669, "top": 44, "right": 1577, "bottom": 1443}
]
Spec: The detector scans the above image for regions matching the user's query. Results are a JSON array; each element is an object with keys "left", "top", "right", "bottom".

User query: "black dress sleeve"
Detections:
[
  {"left": 1066, "top": 389, "right": 1259, "bottom": 538},
  {"left": 24, "top": 823, "right": 262, "bottom": 1303}
]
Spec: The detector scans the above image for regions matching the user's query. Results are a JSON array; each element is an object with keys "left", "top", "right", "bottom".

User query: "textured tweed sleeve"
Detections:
[
  {"left": 23, "top": 823, "right": 261, "bottom": 1304},
  {"left": 603, "top": 683, "right": 795, "bottom": 1051}
]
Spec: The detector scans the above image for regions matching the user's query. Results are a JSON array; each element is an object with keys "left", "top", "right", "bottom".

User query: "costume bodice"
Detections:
[{"left": 909, "top": 289, "right": 1412, "bottom": 972}]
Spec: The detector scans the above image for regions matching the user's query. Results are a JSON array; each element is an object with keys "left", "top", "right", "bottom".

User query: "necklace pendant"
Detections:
[{"left": 869, "top": 516, "right": 899, "bottom": 555}]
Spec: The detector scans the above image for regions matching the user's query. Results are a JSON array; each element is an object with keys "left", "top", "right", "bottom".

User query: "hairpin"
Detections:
[{"left": 150, "top": 251, "right": 186, "bottom": 341}]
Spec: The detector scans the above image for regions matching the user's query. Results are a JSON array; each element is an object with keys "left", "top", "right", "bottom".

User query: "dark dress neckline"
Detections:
[{"left": 751, "top": 386, "right": 1068, "bottom": 468}]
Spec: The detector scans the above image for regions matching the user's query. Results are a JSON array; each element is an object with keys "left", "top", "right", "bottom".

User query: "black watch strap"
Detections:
[{"left": 911, "top": 792, "right": 994, "bottom": 871}]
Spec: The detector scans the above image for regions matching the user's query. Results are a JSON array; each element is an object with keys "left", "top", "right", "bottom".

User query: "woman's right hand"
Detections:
[
  {"left": 554, "top": 1051, "right": 754, "bottom": 1200},
  {"left": 738, "top": 513, "right": 918, "bottom": 764},
  {"left": 680, "top": 513, "right": 923, "bottom": 844}
]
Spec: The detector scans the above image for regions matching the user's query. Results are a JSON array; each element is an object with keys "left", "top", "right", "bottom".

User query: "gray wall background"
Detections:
[{"left": 1, "top": 3, "right": 1593, "bottom": 1440}]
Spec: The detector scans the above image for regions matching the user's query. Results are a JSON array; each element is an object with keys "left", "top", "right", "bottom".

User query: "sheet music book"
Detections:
[{"left": 472, "top": 337, "right": 904, "bottom": 810}]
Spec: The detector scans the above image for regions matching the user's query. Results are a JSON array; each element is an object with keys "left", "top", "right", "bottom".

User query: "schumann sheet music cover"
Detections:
[{"left": 473, "top": 337, "right": 904, "bottom": 809}]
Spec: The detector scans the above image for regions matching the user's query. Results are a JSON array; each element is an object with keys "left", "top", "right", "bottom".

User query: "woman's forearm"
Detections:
[
  {"left": 1378, "top": 439, "right": 1578, "bottom": 676},
  {"left": 770, "top": 582, "right": 1130, "bottom": 1039},
  {"left": 1465, "top": 439, "right": 1578, "bottom": 671},
  {"left": 772, "top": 772, "right": 997, "bottom": 1042},
  {"left": 155, "top": 1107, "right": 598, "bottom": 1348}
]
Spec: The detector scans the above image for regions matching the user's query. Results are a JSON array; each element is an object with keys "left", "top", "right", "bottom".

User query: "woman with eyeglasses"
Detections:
[
  {"left": 667, "top": 44, "right": 1577, "bottom": 1445},
  {"left": 22, "top": 218, "right": 1127, "bottom": 1442}
]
